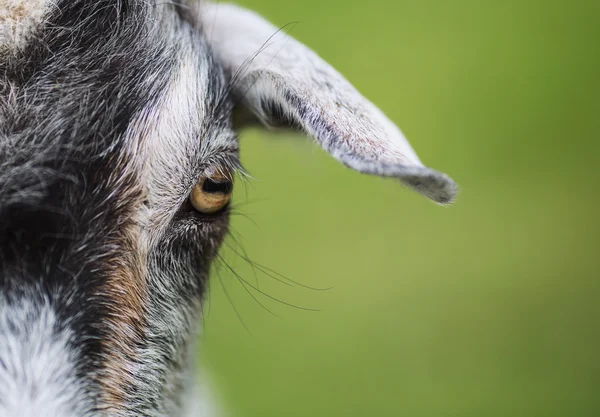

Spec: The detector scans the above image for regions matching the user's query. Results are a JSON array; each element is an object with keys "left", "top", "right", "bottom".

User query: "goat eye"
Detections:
[{"left": 190, "top": 174, "right": 233, "bottom": 214}]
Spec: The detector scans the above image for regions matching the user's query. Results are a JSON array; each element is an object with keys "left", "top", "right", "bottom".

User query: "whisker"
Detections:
[
  {"left": 233, "top": 22, "right": 300, "bottom": 108},
  {"left": 225, "top": 224, "right": 334, "bottom": 292},
  {"left": 216, "top": 253, "right": 320, "bottom": 312},
  {"left": 214, "top": 261, "right": 253, "bottom": 336},
  {"left": 229, "top": 210, "right": 260, "bottom": 229},
  {"left": 214, "top": 21, "right": 301, "bottom": 116},
  {"left": 251, "top": 260, "right": 333, "bottom": 292},
  {"left": 224, "top": 239, "right": 292, "bottom": 289},
  {"left": 218, "top": 254, "right": 282, "bottom": 319},
  {"left": 225, "top": 228, "right": 262, "bottom": 289}
]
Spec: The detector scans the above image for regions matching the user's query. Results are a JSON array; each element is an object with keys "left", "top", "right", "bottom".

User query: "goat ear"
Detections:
[{"left": 197, "top": 3, "right": 457, "bottom": 204}]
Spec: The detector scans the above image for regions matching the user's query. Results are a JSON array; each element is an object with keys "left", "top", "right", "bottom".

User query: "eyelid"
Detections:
[{"left": 202, "top": 177, "right": 234, "bottom": 194}]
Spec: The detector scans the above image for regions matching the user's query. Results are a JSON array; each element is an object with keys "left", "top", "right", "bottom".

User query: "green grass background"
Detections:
[{"left": 200, "top": 1, "right": 600, "bottom": 416}]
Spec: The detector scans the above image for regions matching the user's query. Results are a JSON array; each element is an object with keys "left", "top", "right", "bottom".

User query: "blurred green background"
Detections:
[{"left": 200, "top": 1, "right": 600, "bottom": 416}]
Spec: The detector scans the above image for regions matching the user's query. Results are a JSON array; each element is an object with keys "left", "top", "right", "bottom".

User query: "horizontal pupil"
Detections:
[{"left": 202, "top": 178, "right": 233, "bottom": 194}]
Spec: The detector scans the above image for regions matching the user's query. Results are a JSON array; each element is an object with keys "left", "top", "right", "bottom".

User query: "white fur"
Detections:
[
  {"left": 128, "top": 51, "right": 234, "bottom": 239},
  {"left": 0, "top": 297, "right": 92, "bottom": 417},
  {"left": 0, "top": 0, "right": 54, "bottom": 50},
  {"left": 143, "top": 55, "right": 210, "bottom": 232}
]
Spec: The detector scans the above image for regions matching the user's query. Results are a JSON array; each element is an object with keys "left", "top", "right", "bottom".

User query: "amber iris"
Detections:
[{"left": 190, "top": 174, "right": 233, "bottom": 214}]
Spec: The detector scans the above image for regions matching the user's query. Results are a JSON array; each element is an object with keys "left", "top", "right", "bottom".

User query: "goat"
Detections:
[{"left": 0, "top": 1, "right": 457, "bottom": 416}]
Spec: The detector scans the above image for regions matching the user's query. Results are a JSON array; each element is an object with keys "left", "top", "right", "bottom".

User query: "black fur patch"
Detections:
[{"left": 0, "top": 0, "right": 184, "bottom": 408}]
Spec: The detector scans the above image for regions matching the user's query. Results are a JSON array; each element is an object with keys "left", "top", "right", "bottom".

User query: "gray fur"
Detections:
[
  {"left": 0, "top": 1, "right": 456, "bottom": 416},
  {"left": 197, "top": 3, "right": 457, "bottom": 204}
]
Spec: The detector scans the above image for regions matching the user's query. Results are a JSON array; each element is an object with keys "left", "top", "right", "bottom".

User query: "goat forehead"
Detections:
[
  {"left": 0, "top": 0, "right": 233, "bottom": 213},
  {"left": 0, "top": 0, "right": 233, "bottom": 302},
  {"left": 0, "top": 2, "right": 235, "bottom": 412}
]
